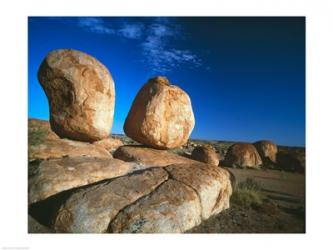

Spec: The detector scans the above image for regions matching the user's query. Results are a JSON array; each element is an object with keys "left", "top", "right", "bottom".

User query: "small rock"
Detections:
[
  {"left": 223, "top": 143, "right": 262, "bottom": 168},
  {"left": 191, "top": 145, "right": 220, "bottom": 166}
]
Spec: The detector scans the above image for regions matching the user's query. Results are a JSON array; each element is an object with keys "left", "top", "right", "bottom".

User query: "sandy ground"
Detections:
[{"left": 188, "top": 168, "right": 305, "bottom": 233}]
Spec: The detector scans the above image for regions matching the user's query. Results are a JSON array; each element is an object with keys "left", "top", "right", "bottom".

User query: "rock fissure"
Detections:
[
  {"left": 106, "top": 171, "right": 170, "bottom": 233},
  {"left": 163, "top": 167, "right": 204, "bottom": 220}
]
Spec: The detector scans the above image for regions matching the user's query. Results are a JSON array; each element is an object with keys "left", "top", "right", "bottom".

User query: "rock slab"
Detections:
[
  {"left": 113, "top": 145, "right": 197, "bottom": 167},
  {"left": 51, "top": 162, "right": 232, "bottom": 233},
  {"left": 29, "top": 138, "right": 112, "bottom": 161},
  {"left": 54, "top": 168, "right": 168, "bottom": 233},
  {"left": 28, "top": 157, "right": 135, "bottom": 204}
]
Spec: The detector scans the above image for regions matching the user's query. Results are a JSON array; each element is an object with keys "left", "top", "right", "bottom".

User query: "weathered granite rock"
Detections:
[
  {"left": 191, "top": 145, "right": 220, "bottom": 166},
  {"left": 28, "top": 157, "right": 135, "bottom": 204},
  {"left": 38, "top": 49, "right": 115, "bottom": 142},
  {"left": 92, "top": 137, "right": 123, "bottom": 152},
  {"left": 109, "top": 179, "right": 202, "bottom": 233},
  {"left": 29, "top": 138, "right": 112, "bottom": 161},
  {"left": 54, "top": 168, "right": 168, "bottom": 233},
  {"left": 224, "top": 143, "right": 262, "bottom": 168},
  {"left": 113, "top": 145, "right": 196, "bottom": 167},
  {"left": 49, "top": 161, "right": 232, "bottom": 233},
  {"left": 276, "top": 151, "right": 305, "bottom": 173},
  {"left": 165, "top": 163, "right": 232, "bottom": 219},
  {"left": 124, "top": 76, "right": 195, "bottom": 149},
  {"left": 253, "top": 140, "right": 278, "bottom": 163},
  {"left": 28, "top": 127, "right": 233, "bottom": 233}
]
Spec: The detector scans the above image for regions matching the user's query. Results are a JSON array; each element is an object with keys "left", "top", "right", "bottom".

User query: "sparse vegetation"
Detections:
[
  {"left": 28, "top": 126, "right": 49, "bottom": 160},
  {"left": 28, "top": 127, "right": 49, "bottom": 146},
  {"left": 231, "top": 178, "right": 263, "bottom": 207},
  {"left": 280, "top": 170, "right": 290, "bottom": 180}
]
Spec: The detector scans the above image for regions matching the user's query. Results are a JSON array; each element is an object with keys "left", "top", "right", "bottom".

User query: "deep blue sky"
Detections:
[{"left": 28, "top": 17, "right": 305, "bottom": 146}]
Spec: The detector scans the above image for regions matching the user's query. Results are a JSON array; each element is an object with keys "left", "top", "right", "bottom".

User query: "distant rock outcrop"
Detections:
[
  {"left": 124, "top": 76, "right": 195, "bottom": 149},
  {"left": 224, "top": 143, "right": 262, "bottom": 168},
  {"left": 191, "top": 145, "right": 220, "bottom": 166},
  {"left": 276, "top": 149, "right": 305, "bottom": 173},
  {"left": 38, "top": 49, "right": 115, "bottom": 142},
  {"left": 253, "top": 140, "right": 278, "bottom": 163}
]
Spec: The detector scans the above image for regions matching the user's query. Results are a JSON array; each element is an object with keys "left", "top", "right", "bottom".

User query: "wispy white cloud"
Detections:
[
  {"left": 75, "top": 17, "right": 202, "bottom": 73},
  {"left": 118, "top": 23, "right": 144, "bottom": 39},
  {"left": 78, "top": 17, "right": 115, "bottom": 34},
  {"left": 141, "top": 21, "right": 202, "bottom": 73}
]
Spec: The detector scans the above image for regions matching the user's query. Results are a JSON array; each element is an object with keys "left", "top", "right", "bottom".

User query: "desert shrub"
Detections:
[
  {"left": 238, "top": 177, "right": 262, "bottom": 191},
  {"left": 231, "top": 178, "right": 263, "bottom": 207},
  {"left": 113, "top": 135, "right": 139, "bottom": 145},
  {"left": 28, "top": 127, "right": 49, "bottom": 146}
]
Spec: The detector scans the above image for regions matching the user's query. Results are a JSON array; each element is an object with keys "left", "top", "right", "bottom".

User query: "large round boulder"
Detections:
[
  {"left": 124, "top": 76, "right": 195, "bottom": 149},
  {"left": 191, "top": 145, "right": 220, "bottom": 166},
  {"left": 253, "top": 140, "right": 278, "bottom": 163},
  {"left": 224, "top": 143, "right": 262, "bottom": 168},
  {"left": 38, "top": 49, "right": 115, "bottom": 142}
]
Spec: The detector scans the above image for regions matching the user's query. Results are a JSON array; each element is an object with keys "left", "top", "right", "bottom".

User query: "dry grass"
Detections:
[{"left": 231, "top": 178, "right": 263, "bottom": 207}]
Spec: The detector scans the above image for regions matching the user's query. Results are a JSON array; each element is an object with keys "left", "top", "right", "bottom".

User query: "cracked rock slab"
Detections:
[
  {"left": 54, "top": 168, "right": 168, "bottom": 233},
  {"left": 165, "top": 163, "right": 232, "bottom": 220},
  {"left": 30, "top": 159, "right": 232, "bottom": 233},
  {"left": 29, "top": 138, "right": 112, "bottom": 161},
  {"left": 28, "top": 157, "right": 136, "bottom": 204},
  {"left": 109, "top": 179, "right": 202, "bottom": 233},
  {"left": 113, "top": 145, "right": 196, "bottom": 167}
]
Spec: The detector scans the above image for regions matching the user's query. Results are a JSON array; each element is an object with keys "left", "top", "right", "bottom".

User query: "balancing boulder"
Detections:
[
  {"left": 38, "top": 49, "right": 115, "bottom": 142},
  {"left": 124, "top": 76, "right": 195, "bottom": 149}
]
